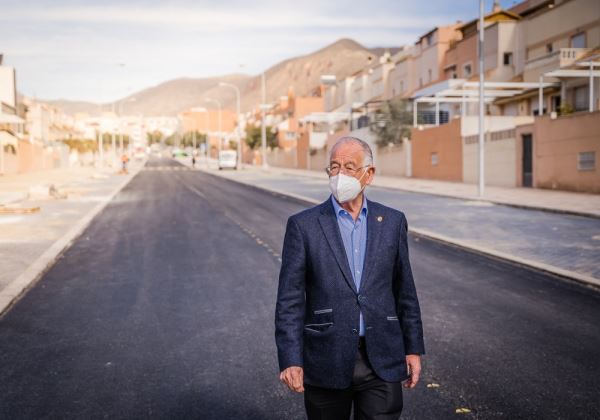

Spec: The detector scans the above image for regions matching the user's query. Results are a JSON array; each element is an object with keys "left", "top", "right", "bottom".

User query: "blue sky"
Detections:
[{"left": 1, "top": 0, "right": 518, "bottom": 102}]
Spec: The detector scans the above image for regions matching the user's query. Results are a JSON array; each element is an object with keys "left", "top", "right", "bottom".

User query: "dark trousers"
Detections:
[{"left": 304, "top": 337, "right": 403, "bottom": 420}]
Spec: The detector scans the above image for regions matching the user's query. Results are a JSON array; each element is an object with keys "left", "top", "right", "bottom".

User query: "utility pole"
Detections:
[
  {"left": 478, "top": 0, "right": 485, "bottom": 197},
  {"left": 119, "top": 100, "right": 124, "bottom": 159},
  {"left": 261, "top": 72, "right": 268, "bottom": 169},
  {"left": 111, "top": 101, "right": 117, "bottom": 169},
  {"left": 218, "top": 82, "right": 242, "bottom": 170}
]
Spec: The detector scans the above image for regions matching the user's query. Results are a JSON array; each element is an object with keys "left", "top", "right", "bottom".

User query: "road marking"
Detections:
[{"left": 179, "top": 180, "right": 207, "bottom": 199}]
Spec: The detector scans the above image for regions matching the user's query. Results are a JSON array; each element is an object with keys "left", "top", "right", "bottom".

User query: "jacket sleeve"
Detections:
[
  {"left": 274, "top": 216, "right": 307, "bottom": 371},
  {"left": 395, "top": 213, "right": 426, "bottom": 355}
]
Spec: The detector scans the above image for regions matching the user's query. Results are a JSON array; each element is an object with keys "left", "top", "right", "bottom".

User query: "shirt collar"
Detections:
[{"left": 330, "top": 194, "right": 368, "bottom": 219}]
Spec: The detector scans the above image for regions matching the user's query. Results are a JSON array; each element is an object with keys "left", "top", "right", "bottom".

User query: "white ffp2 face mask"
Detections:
[{"left": 329, "top": 169, "right": 368, "bottom": 203}]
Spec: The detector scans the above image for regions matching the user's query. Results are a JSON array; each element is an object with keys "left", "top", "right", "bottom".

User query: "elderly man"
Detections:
[{"left": 275, "top": 136, "right": 425, "bottom": 420}]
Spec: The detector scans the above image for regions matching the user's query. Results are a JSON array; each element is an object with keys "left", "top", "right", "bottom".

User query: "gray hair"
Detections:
[{"left": 329, "top": 136, "right": 374, "bottom": 166}]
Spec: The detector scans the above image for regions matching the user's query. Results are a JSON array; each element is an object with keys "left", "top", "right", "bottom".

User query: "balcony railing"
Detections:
[
  {"left": 525, "top": 48, "right": 591, "bottom": 72},
  {"left": 559, "top": 48, "right": 590, "bottom": 66}
]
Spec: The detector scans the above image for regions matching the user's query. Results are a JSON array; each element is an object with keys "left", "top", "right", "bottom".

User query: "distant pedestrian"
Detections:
[
  {"left": 275, "top": 136, "right": 425, "bottom": 420},
  {"left": 192, "top": 155, "right": 196, "bottom": 169},
  {"left": 121, "top": 153, "right": 129, "bottom": 173}
]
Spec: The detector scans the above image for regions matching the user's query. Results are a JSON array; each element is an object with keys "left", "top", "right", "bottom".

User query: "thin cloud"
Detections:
[
  {"left": 1, "top": 0, "right": 500, "bottom": 101},
  {"left": 0, "top": 5, "right": 460, "bottom": 30}
]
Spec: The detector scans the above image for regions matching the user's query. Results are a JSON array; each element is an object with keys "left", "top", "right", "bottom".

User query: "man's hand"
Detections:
[
  {"left": 403, "top": 355, "right": 421, "bottom": 388},
  {"left": 279, "top": 366, "right": 304, "bottom": 393}
]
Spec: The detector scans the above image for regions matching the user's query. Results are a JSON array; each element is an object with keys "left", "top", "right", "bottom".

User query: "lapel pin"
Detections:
[{"left": 377, "top": 216, "right": 383, "bottom": 222}]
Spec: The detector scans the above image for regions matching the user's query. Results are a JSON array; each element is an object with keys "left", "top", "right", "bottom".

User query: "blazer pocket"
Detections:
[
  {"left": 387, "top": 316, "right": 399, "bottom": 321},
  {"left": 314, "top": 308, "right": 333, "bottom": 315},
  {"left": 304, "top": 322, "right": 333, "bottom": 332}
]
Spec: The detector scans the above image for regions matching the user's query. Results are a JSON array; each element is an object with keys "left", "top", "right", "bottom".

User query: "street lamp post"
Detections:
[
  {"left": 205, "top": 97, "right": 222, "bottom": 158},
  {"left": 218, "top": 82, "right": 242, "bottom": 170},
  {"left": 97, "top": 104, "right": 104, "bottom": 170},
  {"left": 478, "top": 0, "right": 485, "bottom": 197},
  {"left": 111, "top": 102, "right": 117, "bottom": 168},
  {"left": 260, "top": 72, "right": 268, "bottom": 169},
  {"left": 118, "top": 97, "right": 136, "bottom": 159}
]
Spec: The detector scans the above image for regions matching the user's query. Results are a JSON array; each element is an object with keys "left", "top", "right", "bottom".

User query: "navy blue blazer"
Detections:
[{"left": 274, "top": 195, "right": 425, "bottom": 389}]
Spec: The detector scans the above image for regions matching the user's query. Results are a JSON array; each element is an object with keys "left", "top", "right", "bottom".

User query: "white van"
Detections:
[{"left": 218, "top": 150, "right": 237, "bottom": 170}]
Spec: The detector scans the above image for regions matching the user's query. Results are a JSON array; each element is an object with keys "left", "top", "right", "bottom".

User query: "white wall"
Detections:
[
  {"left": 0, "top": 66, "right": 17, "bottom": 109},
  {"left": 461, "top": 115, "right": 534, "bottom": 187}
]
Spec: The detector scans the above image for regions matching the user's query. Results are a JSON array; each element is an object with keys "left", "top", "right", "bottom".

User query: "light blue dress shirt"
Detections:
[{"left": 330, "top": 194, "right": 368, "bottom": 336}]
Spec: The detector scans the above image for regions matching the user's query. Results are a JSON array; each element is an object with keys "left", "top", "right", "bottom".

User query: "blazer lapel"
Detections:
[
  {"left": 360, "top": 199, "right": 383, "bottom": 292},
  {"left": 318, "top": 199, "right": 358, "bottom": 295}
]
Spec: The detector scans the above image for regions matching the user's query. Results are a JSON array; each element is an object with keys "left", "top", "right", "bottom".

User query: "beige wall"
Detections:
[
  {"left": 521, "top": 0, "right": 600, "bottom": 59},
  {"left": 17, "top": 140, "right": 61, "bottom": 173},
  {"left": 308, "top": 147, "right": 328, "bottom": 172},
  {"left": 462, "top": 115, "right": 535, "bottom": 186},
  {"left": 518, "top": 0, "right": 600, "bottom": 81},
  {"left": 266, "top": 147, "right": 297, "bottom": 169},
  {"left": 463, "top": 131, "right": 518, "bottom": 187},
  {"left": 531, "top": 111, "right": 600, "bottom": 193},
  {"left": 411, "top": 118, "right": 463, "bottom": 181},
  {"left": 376, "top": 143, "right": 409, "bottom": 177}
]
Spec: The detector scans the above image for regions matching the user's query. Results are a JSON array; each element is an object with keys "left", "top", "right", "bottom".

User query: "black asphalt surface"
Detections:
[{"left": 1, "top": 157, "right": 599, "bottom": 419}]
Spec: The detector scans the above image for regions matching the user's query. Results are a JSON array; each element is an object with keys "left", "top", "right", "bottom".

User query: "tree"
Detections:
[
  {"left": 146, "top": 130, "right": 164, "bottom": 145},
  {"left": 369, "top": 98, "right": 413, "bottom": 147},
  {"left": 244, "top": 124, "right": 278, "bottom": 150},
  {"left": 181, "top": 131, "right": 207, "bottom": 147}
]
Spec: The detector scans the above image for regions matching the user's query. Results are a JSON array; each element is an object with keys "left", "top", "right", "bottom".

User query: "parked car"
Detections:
[
  {"left": 218, "top": 150, "right": 237, "bottom": 170},
  {"left": 171, "top": 148, "right": 188, "bottom": 158}
]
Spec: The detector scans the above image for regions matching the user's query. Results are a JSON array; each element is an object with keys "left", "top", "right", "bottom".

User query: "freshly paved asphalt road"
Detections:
[
  {"left": 1, "top": 157, "right": 599, "bottom": 419},
  {"left": 209, "top": 168, "right": 600, "bottom": 280}
]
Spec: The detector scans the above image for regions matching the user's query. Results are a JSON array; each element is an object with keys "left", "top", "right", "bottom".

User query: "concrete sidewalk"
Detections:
[
  {"left": 265, "top": 166, "right": 600, "bottom": 219},
  {"left": 185, "top": 158, "right": 600, "bottom": 288},
  {"left": 0, "top": 161, "right": 144, "bottom": 315}
]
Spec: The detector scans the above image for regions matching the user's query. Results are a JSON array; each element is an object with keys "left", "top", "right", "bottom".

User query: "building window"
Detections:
[
  {"left": 546, "top": 43, "right": 553, "bottom": 54},
  {"left": 503, "top": 52, "right": 513, "bottom": 66},
  {"left": 578, "top": 151, "right": 595, "bottom": 171},
  {"left": 463, "top": 63, "right": 472, "bottom": 78},
  {"left": 285, "top": 131, "right": 296, "bottom": 140},
  {"left": 431, "top": 152, "right": 438, "bottom": 166},
  {"left": 400, "top": 80, "right": 404, "bottom": 93},
  {"left": 571, "top": 32, "right": 586, "bottom": 49},
  {"left": 426, "top": 33, "right": 434, "bottom": 47}
]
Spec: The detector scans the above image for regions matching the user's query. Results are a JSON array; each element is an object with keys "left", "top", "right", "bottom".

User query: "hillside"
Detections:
[{"left": 43, "top": 39, "right": 397, "bottom": 117}]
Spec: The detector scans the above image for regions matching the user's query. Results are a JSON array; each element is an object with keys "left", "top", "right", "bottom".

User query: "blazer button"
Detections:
[
  {"left": 357, "top": 295, "right": 366, "bottom": 302},
  {"left": 352, "top": 328, "right": 358, "bottom": 334}
]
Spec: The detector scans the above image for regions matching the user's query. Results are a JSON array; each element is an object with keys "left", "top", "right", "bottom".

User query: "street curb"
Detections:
[
  {"left": 0, "top": 192, "right": 29, "bottom": 207},
  {"left": 197, "top": 164, "right": 600, "bottom": 289},
  {"left": 0, "top": 164, "right": 144, "bottom": 317},
  {"left": 263, "top": 167, "right": 600, "bottom": 220}
]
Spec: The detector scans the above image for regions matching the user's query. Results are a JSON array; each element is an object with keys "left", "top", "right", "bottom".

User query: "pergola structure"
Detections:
[
  {"left": 412, "top": 80, "right": 559, "bottom": 127},
  {"left": 539, "top": 60, "right": 600, "bottom": 114},
  {"left": 299, "top": 112, "right": 350, "bottom": 125}
]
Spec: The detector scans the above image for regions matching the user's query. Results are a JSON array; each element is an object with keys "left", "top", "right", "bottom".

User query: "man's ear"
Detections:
[{"left": 365, "top": 167, "right": 375, "bottom": 185}]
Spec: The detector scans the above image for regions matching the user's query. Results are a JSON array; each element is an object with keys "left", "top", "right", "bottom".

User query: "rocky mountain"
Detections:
[{"left": 43, "top": 39, "right": 398, "bottom": 117}]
